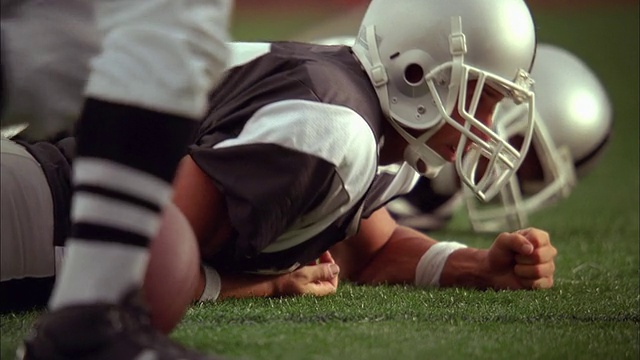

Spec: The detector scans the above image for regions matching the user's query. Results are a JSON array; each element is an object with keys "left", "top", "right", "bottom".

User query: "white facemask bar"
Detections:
[
  {"left": 426, "top": 62, "right": 535, "bottom": 202},
  {"left": 424, "top": 17, "right": 535, "bottom": 202},
  {"left": 465, "top": 154, "right": 574, "bottom": 232},
  {"left": 356, "top": 18, "right": 534, "bottom": 195},
  {"left": 464, "top": 175, "right": 527, "bottom": 233},
  {"left": 463, "top": 109, "right": 577, "bottom": 232}
]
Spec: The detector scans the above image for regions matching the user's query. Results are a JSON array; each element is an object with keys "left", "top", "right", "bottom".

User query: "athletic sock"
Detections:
[
  {"left": 47, "top": 0, "right": 231, "bottom": 310},
  {"left": 48, "top": 99, "right": 197, "bottom": 309}
]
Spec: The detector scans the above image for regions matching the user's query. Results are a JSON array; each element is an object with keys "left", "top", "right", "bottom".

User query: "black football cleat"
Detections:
[{"left": 16, "top": 289, "right": 224, "bottom": 360}]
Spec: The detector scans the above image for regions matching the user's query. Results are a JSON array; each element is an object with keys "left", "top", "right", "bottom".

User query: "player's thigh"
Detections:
[{"left": 1, "top": 138, "right": 56, "bottom": 282}]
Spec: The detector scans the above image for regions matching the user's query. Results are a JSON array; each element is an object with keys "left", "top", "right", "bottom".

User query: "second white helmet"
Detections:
[{"left": 464, "top": 43, "right": 613, "bottom": 232}]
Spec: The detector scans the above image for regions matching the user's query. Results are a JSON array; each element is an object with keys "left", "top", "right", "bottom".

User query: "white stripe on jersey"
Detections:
[
  {"left": 215, "top": 99, "right": 378, "bottom": 253},
  {"left": 226, "top": 42, "right": 272, "bottom": 69},
  {"left": 73, "top": 158, "right": 172, "bottom": 207},
  {"left": 367, "top": 163, "right": 421, "bottom": 211}
]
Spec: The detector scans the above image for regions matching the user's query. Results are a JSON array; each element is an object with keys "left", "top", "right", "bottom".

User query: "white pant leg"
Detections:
[
  {"left": 1, "top": 137, "right": 56, "bottom": 281},
  {"left": 0, "top": 0, "right": 101, "bottom": 140}
]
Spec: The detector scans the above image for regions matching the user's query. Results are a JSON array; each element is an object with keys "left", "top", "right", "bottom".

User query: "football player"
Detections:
[
  {"left": 174, "top": 0, "right": 556, "bottom": 297},
  {"left": 2, "top": 0, "right": 557, "bottom": 336},
  {"left": 1, "top": 131, "right": 340, "bottom": 326},
  {"left": 387, "top": 43, "right": 613, "bottom": 233},
  {"left": 2, "top": 1, "right": 233, "bottom": 359}
]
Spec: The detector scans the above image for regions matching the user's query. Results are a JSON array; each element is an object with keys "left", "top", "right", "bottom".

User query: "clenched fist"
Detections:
[{"left": 484, "top": 227, "right": 557, "bottom": 290}]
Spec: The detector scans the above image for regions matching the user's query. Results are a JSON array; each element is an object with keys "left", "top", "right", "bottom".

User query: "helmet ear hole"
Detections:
[
  {"left": 404, "top": 63, "right": 424, "bottom": 85},
  {"left": 416, "top": 159, "right": 428, "bottom": 174}
]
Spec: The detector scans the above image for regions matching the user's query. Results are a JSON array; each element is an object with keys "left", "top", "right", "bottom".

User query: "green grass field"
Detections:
[{"left": 2, "top": 4, "right": 638, "bottom": 360}]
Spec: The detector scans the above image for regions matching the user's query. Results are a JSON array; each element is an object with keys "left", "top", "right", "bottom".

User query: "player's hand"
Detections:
[
  {"left": 274, "top": 251, "right": 340, "bottom": 297},
  {"left": 484, "top": 227, "right": 557, "bottom": 290}
]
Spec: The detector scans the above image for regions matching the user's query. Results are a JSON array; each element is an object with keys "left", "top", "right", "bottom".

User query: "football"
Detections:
[{"left": 145, "top": 203, "right": 201, "bottom": 334}]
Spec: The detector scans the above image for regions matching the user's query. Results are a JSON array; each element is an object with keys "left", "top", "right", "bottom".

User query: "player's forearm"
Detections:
[
  {"left": 438, "top": 248, "right": 491, "bottom": 289},
  {"left": 349, "top": 225, "right": 433, "bottom": 285},
  {"left": 192, "top": 267, "right": 277, "bottom": 301},
  {"left": 218, "top": 273, "right": 279, "bottom": 300},
  {"left": 351, "top": 225, "right": 491, "bottom": 289}
]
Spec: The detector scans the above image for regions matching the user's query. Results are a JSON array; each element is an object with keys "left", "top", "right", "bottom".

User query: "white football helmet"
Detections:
[
  {"left": 464, "top": 43, "right": 613, "bottom": 232},
  {"left": 351, "top": 0, "right": 537, "bottom": 201}
]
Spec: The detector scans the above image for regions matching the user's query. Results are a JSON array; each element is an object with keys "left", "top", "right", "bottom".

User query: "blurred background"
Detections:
[
  {"left": 228, "top": 0, "right": 639, "bottom": 234},
  {"left": 0, "top": 2, "right": 637, "bottom": 359},
  {"left": 231, "top": 0, "right": 639, "bottom": 42}
]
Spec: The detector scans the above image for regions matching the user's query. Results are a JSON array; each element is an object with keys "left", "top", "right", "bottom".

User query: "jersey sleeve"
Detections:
[
  {"left": 189, "top": 99, "right": 378, "bottom": 258},
  {"left": 190, "top": 142, "right": 336, "bottom": 257}
]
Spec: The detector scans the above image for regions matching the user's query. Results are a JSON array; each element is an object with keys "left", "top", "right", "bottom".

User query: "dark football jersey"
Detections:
[{"left": 191, "top": 42, "right": 419, "bottom": 273}]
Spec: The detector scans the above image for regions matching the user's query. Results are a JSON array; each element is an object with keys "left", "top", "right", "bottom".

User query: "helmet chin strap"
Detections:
[
  {"left": 404, "top": 143, "right": 447, "bottom": 178},
  {"left": 389, "top": 119, "right": 447, "bottom": 179}
]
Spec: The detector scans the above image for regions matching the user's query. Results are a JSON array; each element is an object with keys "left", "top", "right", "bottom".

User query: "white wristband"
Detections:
[
  {"left": 199, "top": 265, "right": 221, "bottom": 302},
  {"left": 415, "top": 241, "right": 468, "bottom": 287}
]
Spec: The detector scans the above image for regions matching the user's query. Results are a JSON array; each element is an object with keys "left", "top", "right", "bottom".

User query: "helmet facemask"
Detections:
[
  {"left": 354, "top": 16, "right": 536, "bottom": 202},
  {"left": 460, "top": 42, "right": 613, "bottom": 233},
  {"left": 438, "top": 65, "right": 536, "bottom": 202},
  {"left": 463, "top": 106, "right": 577, "bottom": 232}
]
